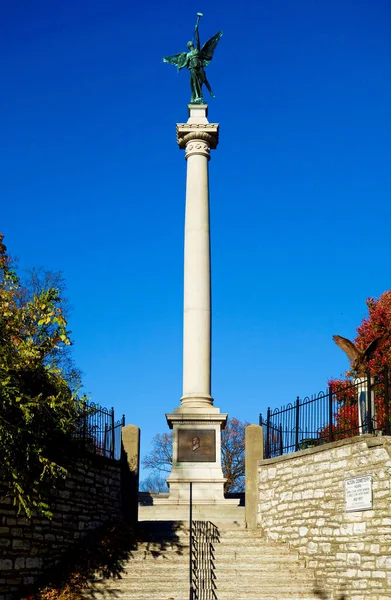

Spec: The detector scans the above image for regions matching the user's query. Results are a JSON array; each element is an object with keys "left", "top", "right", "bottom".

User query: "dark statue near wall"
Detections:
[
  {"left": 333, "top": 335, "right": 382, "bottom": 376},
  {"left": 163, "top": 13, "right": 223, "bottom": 104}
]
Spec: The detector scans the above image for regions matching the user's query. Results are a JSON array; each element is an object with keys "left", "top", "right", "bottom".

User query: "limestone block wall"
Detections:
[
  {"left": 257, "top": 435, "right": 391, "bottom": 600},
  {"left": 0, "top": 456, "right": 122, "bottom": 600}
]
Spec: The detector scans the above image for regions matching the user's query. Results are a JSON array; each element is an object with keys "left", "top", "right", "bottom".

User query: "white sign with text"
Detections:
[{"left": 345, "top": 475, "right": 372, "bottom": 512}]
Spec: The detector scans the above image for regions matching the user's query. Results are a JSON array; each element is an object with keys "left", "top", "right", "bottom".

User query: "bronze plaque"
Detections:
[{"left": 177, "top": 429, "right": 216, "bottom": 462}]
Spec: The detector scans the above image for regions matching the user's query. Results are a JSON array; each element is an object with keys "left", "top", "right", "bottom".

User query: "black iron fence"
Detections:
[
  {"left": 75, "top": 402, "right": 125, "bottom": 460},
  {"left": 260, "top": 370, "right": 390, "bottom": 459}
]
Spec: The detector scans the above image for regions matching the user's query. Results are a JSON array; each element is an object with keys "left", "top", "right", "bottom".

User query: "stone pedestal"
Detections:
[
  {"left": 161, "top": 105, "right": 237, "bottom": 508},
  {"left": 356, "top": 376, "right": 376, "bottom": 433},
  {"left": 164, "top": 412, "right": 228, "bottom": 504}
]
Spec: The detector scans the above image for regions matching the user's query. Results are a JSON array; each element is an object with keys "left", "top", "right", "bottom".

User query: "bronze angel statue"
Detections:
[
  {"left": 333, "top": 334, "right": 383, "bottom": 376},
  {"left": 163, "top": 13, "right": 223, "bottom": 104}
]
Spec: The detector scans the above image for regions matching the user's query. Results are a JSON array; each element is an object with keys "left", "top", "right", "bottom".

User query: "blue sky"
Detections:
[{"left": 1, "top": 0, "right": 390, "bottom": 478}]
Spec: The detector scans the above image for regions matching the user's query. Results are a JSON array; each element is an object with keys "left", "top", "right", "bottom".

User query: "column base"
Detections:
[{"left": 180, "top": 393, "right": 214, "bottom": 409}]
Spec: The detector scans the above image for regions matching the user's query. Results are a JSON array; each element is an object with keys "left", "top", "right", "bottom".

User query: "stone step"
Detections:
[
  {"left": 99, "top": 554, "right": 304, "bottom": 571},
  {"left": 132, "top": 540, "right": 189, "bottom": 550},
  {"left": 133, "top": 541, "right": 295, "bottom": 556},
  {"left": 83, "top": 584, "right": 319, "bottom": 600},
  {"left": 139, "top": 528, "right": 281, "bottom": 539},
  {"left": 138, "top": 505, "right": 245, "bottom": 526},
  {"left": 81, "top": 522, "right": 322, "bottom": 600},
  {"left": 99, "top": 561, "right": 308, "bottom": 581},
  {"left": 133, "top": 546, "right": 297, "bottom": 561},
  {"left": 138, "top": 523, "right": 293, "bottom": 546},
  {"left": 84, "top": 596, "right": 321, "bottom": 600},
  {"left": 209, "top": 586, "right": 317, "bottom": 596},
  {"left": 84, "top": 583, "right": 318, "bottom": 598},
  {"left": 136, "top": 532, "right": 294, "bottom": 550},
  {"left": 213, "top": 539, "right": 294, "bottom": 549},
  {"left": 84, "top": 596, "right": 320, "bottom": 600},
  {"left": 139, "top": 520, "right": 253, "bottom": 533},
  {"left": 214, "top": 547, "right": 299, "bottom": 557},
  {"left": 91, "top": 575, "right": 313, "bottom": 588},
  {"left": 120, "top": 554, "right": 187, "bottom": 564},
  {"left": 122, "top": 551, "right": 302, "bottom": 566}
]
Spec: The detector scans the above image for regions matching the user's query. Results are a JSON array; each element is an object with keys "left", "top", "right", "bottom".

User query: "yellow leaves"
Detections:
[
  {"left": 1, "top": 240, "right": 83, "bottom": 519},
  {"left": 36, "top": 308, "right": 67, "bottom": 334},
  {"left": 1, "top": 301, "right": 13, "bottom": 317},
  {"left": 59, "top": 333, "right": 71, "bottom": 346},
  {"left": 37, "top": 312, "right": 54, "bottom": 326}
]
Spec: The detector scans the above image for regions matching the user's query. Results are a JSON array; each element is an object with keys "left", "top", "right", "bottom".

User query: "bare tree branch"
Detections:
[{"left": 142, "top": 419, "right": 249, "bottom": 493}]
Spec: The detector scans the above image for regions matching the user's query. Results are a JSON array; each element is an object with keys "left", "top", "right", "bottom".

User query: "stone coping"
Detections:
[
  {"left": 138, "top": 491, "right": 244, "bottom": 506},
  {"left": 259, "top": 433, "right": 391, "bottom": 466},
  {"left": 166, "top": 412, "right": 228, "bottom": 425}
]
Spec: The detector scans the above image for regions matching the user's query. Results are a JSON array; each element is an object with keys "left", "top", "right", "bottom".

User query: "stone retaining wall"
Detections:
[
  {"left": 257, "top": 434, "right": 391, "bottom": 600},
  {"left": 0, "top": 455, "right": 122, "bottom": 600}
]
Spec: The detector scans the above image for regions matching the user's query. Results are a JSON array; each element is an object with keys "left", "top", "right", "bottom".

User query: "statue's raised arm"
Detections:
[
  {"left": 194, "top": 13, "right": 202, "bottom": 51},
  {"left": 163, "top": 13, "right": 223, "bottom": 105}
]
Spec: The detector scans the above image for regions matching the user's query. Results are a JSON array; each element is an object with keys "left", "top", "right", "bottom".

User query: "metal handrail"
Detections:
[{"left": 189, "top": 481, "right": 194, "bottom": 600}]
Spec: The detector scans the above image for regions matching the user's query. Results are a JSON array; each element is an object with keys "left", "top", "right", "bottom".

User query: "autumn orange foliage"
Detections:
[{"left": 329, "top": 291, "right": 391, "bottom": 436}]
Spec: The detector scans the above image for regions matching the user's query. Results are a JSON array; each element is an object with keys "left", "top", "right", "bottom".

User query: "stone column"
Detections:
[
  {"left": 121, "top": 424, "right": 140, "bottom": 524},
  {"left": 177, "top": 105, "right": 219, "bottom": 409},
  {"left": 162, "top": 105, "right": 238, "bottom": 506},
  {"left": 356, "top": 376, "right": 376, "bottom": 434},
  {"left": 245, "top": 425, "right": 263, "bottom": 529}
]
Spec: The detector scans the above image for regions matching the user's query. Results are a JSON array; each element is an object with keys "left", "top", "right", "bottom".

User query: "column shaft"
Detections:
[{"left": 182, "top": 150, "right": 211, "bottom": 401}]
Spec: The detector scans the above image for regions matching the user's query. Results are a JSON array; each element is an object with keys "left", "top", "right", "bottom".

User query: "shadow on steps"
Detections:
[
  {"left": 17, "top": 520, "right": 137, "bottom": 600},
  {"left": 135, "top": 520, "right": 189, "bottom": 559},
  {"left": 15, "top": 519, "right": 188, "bottom": 600},
  {"left": 19, "top": 520, "right": 342, "bottom": 600}
]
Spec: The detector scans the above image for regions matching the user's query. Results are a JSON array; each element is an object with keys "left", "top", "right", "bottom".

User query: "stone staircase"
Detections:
[{"left": 83, "top": 520, "right": 327, "bottom": 600}]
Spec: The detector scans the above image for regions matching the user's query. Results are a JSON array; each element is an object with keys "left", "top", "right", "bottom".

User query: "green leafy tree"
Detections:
[
  {"left": 16, "top": 266, "right": 82, "bottom": 394},
  {"left": 142, "top": 418, "right": 248, "bottom": 493},
  {"left": 0, "top": 234, "right": 85, "bottom": 517}
]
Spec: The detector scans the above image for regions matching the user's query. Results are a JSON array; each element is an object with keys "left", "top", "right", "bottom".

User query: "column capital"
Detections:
[
  {"left": 177, "top": 104, "right": 219, "bottom": 154},
  {"left": 176, "top": 123, "right": 219, "bottom": 152},
  {"left": 176, "top": 123, "right": 219, "bottom": 150}
]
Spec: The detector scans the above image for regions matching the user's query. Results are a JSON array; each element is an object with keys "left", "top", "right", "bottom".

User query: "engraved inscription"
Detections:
[{"left": 345, "top": 475, "right": 372, "bottom": 512}]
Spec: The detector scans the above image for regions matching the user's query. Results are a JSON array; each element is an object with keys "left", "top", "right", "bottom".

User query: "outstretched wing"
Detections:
[
  {"left": 333, "top": 335, "right": 360, "bottom": 362},
  {"left": 363, "top": 336, "right": 383, "bottom": 359},
  {"left": 163, "top": 52, "right": 188, "bottom": 69},
  {"left": 200, "top": 31, "right": 223, "bottom": 67}
]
